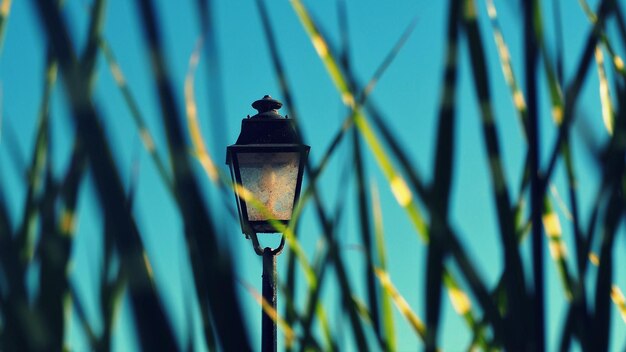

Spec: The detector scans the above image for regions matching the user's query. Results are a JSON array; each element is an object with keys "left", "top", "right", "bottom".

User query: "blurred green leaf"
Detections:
[
  {"left": 371, "top": 183, "right": 396, "bottom": 352},
  {"left": 0, "top": 0, "right": 12, "bottom": 55},
  {"left": 463, "top": 0, "right": 530, "bottom": 347},
  {"left": 375, "top": 268, "right": 426, "bottom": 342}
]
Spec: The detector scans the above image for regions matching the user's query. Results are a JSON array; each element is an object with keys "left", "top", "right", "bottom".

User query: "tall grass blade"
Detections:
[
  {"left": 1, "top": 286, "right": 49, "bottom": 350},
  {"left": 365, "top": 104, "right": 429, "bottom": 202},
  {"left": 99, "top": 146, "right": 133, "bottom": 352},
  {"left": 561, "top": 137, "right": 586, "bottom": 288},
  {"left": 36, "top": 172, "right": 65, "bottom": 351},
  {"left": 313, "top": 296, "right": 335, "bottom": 351},
  {"left": 425, "top": 0, "right": 460, "bottom": 349},
  {"left": 353, "top": 110, "right": 428, "bottom": 239},
  {"left": 463, "top": 0, "right": 529, "bottom": 347},
  {"left": 485, "top": 0, "right": 528, "bottom": 131},
  {"left": 555, "top": 2, "right": 620, "bottom": 347},
  {"left": 588, "top": 252, "right": 626, "bottom": 325},
  {"left": 328, "top": 242, "right": 369, "bottom": 350},
  {"left": 0, "top": 177, "right": 28, "bottom": 350},
  {"left": 616, "top": 4, "right": 626, "bottom": 41},
  {"left": 99, "top": 263, "right": 127, "bottom": 351},
  {"left": 1, "top": 117, "right": 28, "bottom": 178},
  {"left": 0, "top": 177, "right": 11, "bottom": 234},
  {"left": 298, "top": 249, "right": 332, "bottom": 351},
  {"left": 579, "top": 0, "right": 626, "bottom": 79},
  {"left": 331, "top": 24, "right": 430, "bottom": 204},
  {"left": 291, "top": 2, "right": 507, "bottom": 343},
  {"left": 579, "top": 0, "right": 597, "bottom": 21},
  {"left": 25, "top": 97, "right": 61, "bottom": 351},
  {"left": 57, "top": 140, "right": 85, "bottom": 238},
  {"left": 183, "top": 39, "right": 238, "bottom": 220},
  {"left": 240, "top": 280, "right": 297, "bottom": 346},
  {"left": 256, "top": 0, "right": 300, "bottom": 119},
  {"left": 442, "top": 270, "right": 489, "bottom": 349},
  {"left": 185, "top": 39, "right": 217, "bottom": 184},
  {"left": 16, "top": 55, "right": 55, "bottom": 266},
  {"left": 592, "top": 194, "right": 621, "bottom": 350},
  {"left": 352, "top": 107, "right": 381, "bottom": 350},
  {"left": 284, "top": 10, "right": 425, "bottom": 348},
  {"left": 371, "top": 183, "right": 396, "bottom": 351},
  {"left": 557, "top": 141, "right": 608, "bottom": 348},
  {"left": 99, "top": 197, "right": 128, "bottom": 352},
  {"left": 548, "top": 184, "right": 572, "bottom": 221},
  {"left": 290, "top": 0, "right": 354, "bottom": 107},
  {"left": 31, "top": 1, "right": 179, "bottom": 349},
  {"left": 81, "top": 0, "right": 106, "bottom": 92},
  {"left": 194, "top": 0, "right": 227, "bottom": 164},
  {"left": 543, "top": 0, "right": 615, "bottom": 183},
  {"left": 337, "top": 0, "right": 350, "bottom": 73},
  {"left": 374, "top": 268, "right": 426, "bottom": 342},
  {"left": 0, "top": 152, "right": 43, "bottom": 351},
  {"left": 273, "top": 5, "right": 380, "bottom": 350},
  {"left": 487, "top": 0, "right": 591, "bottom": 344},
  {"left": 29, "top": 1, "right": 105, "bottom": 342},
  {"left": 135, "top": 0, "right": 253, "bottom": 349},
  {"left": 69, "top": 284, "right": 97, "bottom": 349},
  {"left": 35, "top": 4, "right": 108, "bottom": 349},
  {"left": 551, "top": 0, "right": 565, "bottom": 83},
  {"left": 594, "top": 46, "right": 615, "bottom": 135},
  {"left": 98, "top": 38, "right": 175, "bottom": 194},
  {"left": 37, "top": 132, "right": 86, "bottom": 351},
  {"left": 182, "top": 38, "right": 228, "bottom": 352},
  {"left": 333, "top": 0, "right": 383, "bottom": 344},
  {"left": 611, "top": 286, "right": 626, "bottom": 324},
  {"left": 359, "top": 18, "right": 418, "bottom": 103},
  {"left": 0, "top": 150, "right": 23, "bottom": 300},
  {"left": 542, "top": 198, "right": 574, "bottom": 299},
  {"left": 361, "top": 42, "right": 505, "bottom": 352},
  {"left": 283, "top": 248, "right": 298, "bottom": 351},
  {"left": 352, "top": 295, "right": 374, "bottom": 325},
  {"left": 591, "top": 90, "right": 625, "bottom": 350},
  {"left": 0, "top": 0, "right": 12, "bottom": 55}
]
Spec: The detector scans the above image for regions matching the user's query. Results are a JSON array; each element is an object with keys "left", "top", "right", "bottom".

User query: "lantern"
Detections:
[{"left": 226, "top": 95, "right": 309, "bottom": 235}]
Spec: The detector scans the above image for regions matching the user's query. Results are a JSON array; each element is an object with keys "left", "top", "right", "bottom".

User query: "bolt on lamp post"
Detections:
[{"left": 226, "top": 95, "right": 310, "bottom": 352}]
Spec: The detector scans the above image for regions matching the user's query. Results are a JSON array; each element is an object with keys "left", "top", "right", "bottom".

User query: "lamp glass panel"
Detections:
[{"left": 236, "top": 152, "right": 300, "bottom": 221}]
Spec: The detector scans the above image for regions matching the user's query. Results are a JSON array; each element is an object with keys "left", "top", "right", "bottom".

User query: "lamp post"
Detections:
[{"left": 226, "top": 95, "right": 309, "bottom": 352}]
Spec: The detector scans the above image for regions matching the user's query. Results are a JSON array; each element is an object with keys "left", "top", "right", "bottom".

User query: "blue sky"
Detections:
[{"left": 1, "top": 0, "right": 625, "bottom": 350}]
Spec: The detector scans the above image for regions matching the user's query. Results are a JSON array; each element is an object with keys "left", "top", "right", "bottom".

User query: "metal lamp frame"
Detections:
[{"left": 226, "top": 144, "right": 309, "bottom": 235}]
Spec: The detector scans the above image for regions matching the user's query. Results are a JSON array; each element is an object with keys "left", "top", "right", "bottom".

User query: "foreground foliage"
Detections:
[{"left": 1, "top": 0, "right": 625, "bottom": 350}]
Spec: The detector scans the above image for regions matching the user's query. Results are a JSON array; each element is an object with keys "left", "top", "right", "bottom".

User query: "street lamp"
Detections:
[{"left": 226, "top": 95, "right": 309, "bottom": 352}]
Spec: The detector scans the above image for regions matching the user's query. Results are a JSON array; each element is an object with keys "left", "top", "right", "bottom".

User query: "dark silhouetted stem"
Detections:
[{"left": 524, "top": 0, "right": 544, "bottom": 350}]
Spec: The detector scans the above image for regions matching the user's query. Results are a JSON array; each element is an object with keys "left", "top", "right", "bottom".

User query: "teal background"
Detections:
[{"left": 1, "top": 0, "right": 625, "bottom": 350}]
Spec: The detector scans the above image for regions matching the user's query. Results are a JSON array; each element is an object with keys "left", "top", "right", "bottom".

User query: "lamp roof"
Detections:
[{"left": 229, "top": 95, "right": 306, "bottom": 147}]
